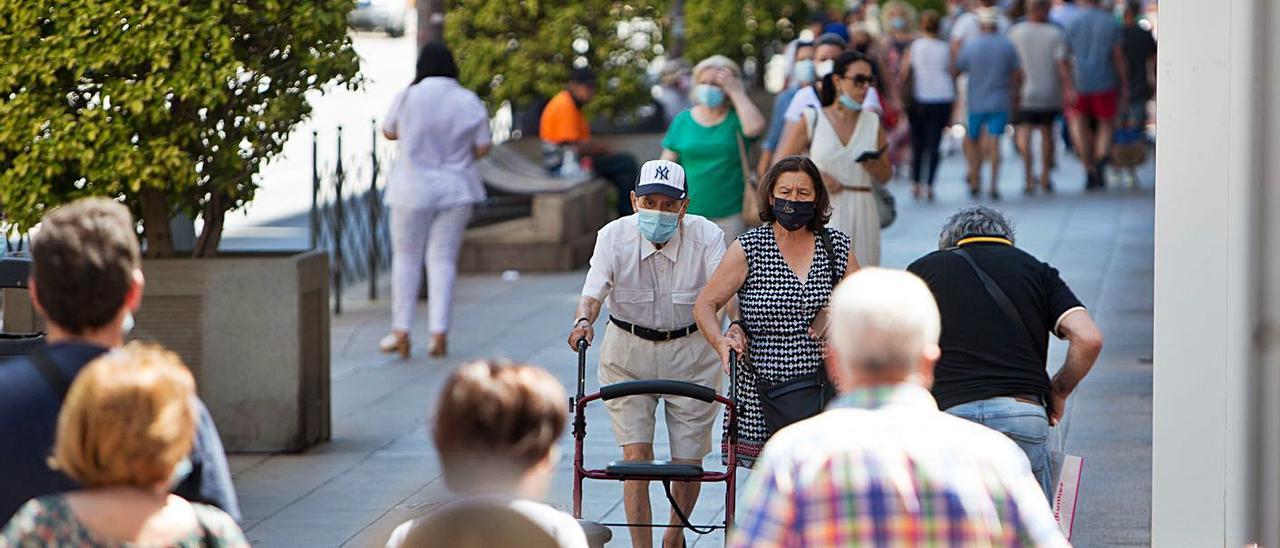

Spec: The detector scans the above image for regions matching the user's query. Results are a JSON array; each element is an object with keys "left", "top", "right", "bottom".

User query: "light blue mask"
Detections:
[
  {"left": 792, "top": 60, "right": 816, "bottom": 85},
  {"left": 636, "top": 209, "right": 680, "bottom": 244},
  {"left": 168, "top": 457, "right": 193, "bottom": 490},
  {"left": 694, "top": 84, "right": 725, "bottom": 108},
  {"left": 839, "top": 93, "right": 863, "bottom": 111}
]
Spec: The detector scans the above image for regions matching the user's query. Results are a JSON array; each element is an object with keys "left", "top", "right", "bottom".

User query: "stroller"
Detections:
[
  {"left": 0, "top": 255, "right": 44, "bottom": 356},
  {"left": 570, "top": 339, "right": 739, "bottom": 546}
]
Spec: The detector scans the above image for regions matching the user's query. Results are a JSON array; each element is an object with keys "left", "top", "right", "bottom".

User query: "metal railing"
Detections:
[{"left": 311, "top": 122, "right": 393, "bottom": 315}]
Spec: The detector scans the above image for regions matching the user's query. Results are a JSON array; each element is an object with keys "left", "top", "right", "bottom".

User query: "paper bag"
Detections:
[{"left": 1052, "top": 454, "right": 1083, "bottom": 540}]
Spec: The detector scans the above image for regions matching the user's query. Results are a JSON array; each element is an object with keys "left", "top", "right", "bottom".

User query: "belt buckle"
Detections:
[{"left": 663, "top": 330, "right": 673, "bottom": 341}]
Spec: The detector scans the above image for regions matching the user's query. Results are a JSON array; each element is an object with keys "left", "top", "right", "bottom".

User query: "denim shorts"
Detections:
[
  {"left": 967, "top": 111, "right": 1009, "bottom": 140},
  {"left": 945, "top": 396, "right": 1052, "bottom": 501}
]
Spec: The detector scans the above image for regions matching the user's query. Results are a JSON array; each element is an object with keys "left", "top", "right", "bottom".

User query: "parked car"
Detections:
[{"left": 348, "top": 0, "right": 407, "bottom": 38}]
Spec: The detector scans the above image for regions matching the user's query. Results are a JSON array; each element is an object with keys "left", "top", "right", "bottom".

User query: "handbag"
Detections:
[
  {"left": 874, "top": 182, "right": 896, "bottom": 229},
  {"left": 805, "top": 106, "right": 897, "bottom": 229},
  {"left": 736, "top": 131, "right": 762, "bottom": 227},
  {"left": 742, "top": 228, "right": 843, "bottom": 436}
]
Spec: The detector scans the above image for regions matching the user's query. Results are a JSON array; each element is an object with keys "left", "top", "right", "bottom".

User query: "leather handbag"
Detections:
[
  {"left": 736, "top": 131, "right": 762, "bottom": 227},
  {"left": 742, "top": 229, "right": 842, "bottom": 436}
]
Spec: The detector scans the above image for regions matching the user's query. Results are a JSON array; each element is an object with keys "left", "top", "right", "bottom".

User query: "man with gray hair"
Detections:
[
  {"left": 907, "top": 206, "right": 1103, "bottom": 500},
  {"left": 730, "top": 269, "right": 1066, "bottom": 546}
]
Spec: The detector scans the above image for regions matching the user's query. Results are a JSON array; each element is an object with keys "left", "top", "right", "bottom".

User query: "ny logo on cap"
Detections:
[{"left": 654, "top": 166, "right": 670, "bottom": 181}]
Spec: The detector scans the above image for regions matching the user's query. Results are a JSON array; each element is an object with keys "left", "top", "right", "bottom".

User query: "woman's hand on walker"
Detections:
[{"left": 716, "top": 334, "right": 745, "bottom": 374}]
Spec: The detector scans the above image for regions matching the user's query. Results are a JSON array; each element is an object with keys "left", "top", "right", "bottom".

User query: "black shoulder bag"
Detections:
[{"left": 742, "top": 229, "right": 842, "bottom": 437}]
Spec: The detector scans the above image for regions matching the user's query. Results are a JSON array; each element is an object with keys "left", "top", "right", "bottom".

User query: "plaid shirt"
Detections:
[{"left": 729, "top": 383, "right": 1068, "bottom": 547}]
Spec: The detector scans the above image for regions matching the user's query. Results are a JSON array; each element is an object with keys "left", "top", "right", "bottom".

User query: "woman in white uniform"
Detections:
[
  {"left": 777, "top": 51, "right": 892, "bottom": 267},
  {"left": 379, "top": 42, "right": 492, "bottom": 359}
]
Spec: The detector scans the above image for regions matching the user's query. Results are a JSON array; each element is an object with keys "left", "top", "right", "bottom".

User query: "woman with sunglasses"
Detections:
[{"left": 777, "top": 51, "right": 893, "bottom": 267}]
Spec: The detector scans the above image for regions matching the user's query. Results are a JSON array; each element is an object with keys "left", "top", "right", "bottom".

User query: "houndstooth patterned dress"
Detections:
[{"left": 728, "top": 224, "right": 850, "bottom": 467}]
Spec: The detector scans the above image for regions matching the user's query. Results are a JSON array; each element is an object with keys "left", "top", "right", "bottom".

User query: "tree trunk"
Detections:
[
  {"left": 669, "top": 0, "right": 686, "bottom": 60},
  {"left": 140, "top": 187, "right": 175, "bottom": 258},
  {"left": 193, "top": 191, "right": 226, "bottom": 258},
  {"left": 416, "top": 0, "right": 445, "bottom": 47}
]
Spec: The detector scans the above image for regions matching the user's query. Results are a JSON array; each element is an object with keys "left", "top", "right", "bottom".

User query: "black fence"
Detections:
[{"left": 311, "top": 122, "right": 392, "bottom": 315}]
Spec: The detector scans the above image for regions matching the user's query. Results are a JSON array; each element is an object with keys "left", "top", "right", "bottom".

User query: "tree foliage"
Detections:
[
  {"left": 0, "top": 0, "right": 360, "bottom": 256},
  {"left": 445, "top": 0, "right": 664, "bottom": 118}
]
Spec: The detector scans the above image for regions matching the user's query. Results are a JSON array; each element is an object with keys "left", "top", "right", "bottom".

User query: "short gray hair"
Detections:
[
  {"left": 828, "top": 268, "right": 941, "bottom": 376},
  {"left": 938, "top": 206, "right": 1015, "bottom": 249}
]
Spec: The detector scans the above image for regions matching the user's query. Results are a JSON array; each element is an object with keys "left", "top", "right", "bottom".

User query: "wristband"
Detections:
[{"left": 574, "top": 317, "right": 590, "bottom": 327}]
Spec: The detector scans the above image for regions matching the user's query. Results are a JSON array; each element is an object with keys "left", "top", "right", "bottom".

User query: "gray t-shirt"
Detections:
[
  {"left": 1066, "top": 8, "right": 1122, "bottom": 93},
  {"left": 1008, "top": 22, "right": 1067, "bottom": 110},
  {"left": 956, "top": 33, "right": 1022, "bottom": 114}
]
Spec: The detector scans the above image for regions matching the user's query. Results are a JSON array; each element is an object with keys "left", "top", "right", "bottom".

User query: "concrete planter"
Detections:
[{"left": 133, "top": 250, "right": 330, "bottom": 453}]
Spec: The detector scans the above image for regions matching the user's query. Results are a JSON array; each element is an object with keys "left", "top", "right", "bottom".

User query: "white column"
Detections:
[{"left": 1152, "top": 0, "right": 1264, "bottom": 545}]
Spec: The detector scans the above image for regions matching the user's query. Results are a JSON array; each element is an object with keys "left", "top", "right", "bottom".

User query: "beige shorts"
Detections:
[{"left": 598, "top": 322, "right": 722, "bottom": 460}]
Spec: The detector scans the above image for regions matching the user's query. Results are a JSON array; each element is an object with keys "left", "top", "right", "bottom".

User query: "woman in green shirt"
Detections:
[{"left": 661, "top": 55, "right": 767, "bottom": 241}]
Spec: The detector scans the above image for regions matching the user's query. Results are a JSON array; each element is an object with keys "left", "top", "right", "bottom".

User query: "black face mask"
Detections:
[{"left": 772, "top": 198, "right": 816, "bottom": 231}]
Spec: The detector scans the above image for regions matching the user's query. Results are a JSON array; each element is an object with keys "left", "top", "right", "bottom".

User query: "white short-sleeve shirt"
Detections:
[
  {"left": 383, "top": 77, "right": 492, "bottom": 211},
  {"left": 582, "top": 214, "right": 726, "bottom": 331}
]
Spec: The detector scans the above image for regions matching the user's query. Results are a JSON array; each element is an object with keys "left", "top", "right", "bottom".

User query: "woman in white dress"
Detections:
[{"left": 777, "top": 51, "right": 893, "bottom": 267}]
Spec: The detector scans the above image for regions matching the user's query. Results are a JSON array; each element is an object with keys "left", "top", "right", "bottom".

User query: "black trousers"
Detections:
[
  {"left": 587, "top": 152, "right": 639, "bottom": 218},
  {"left": 907, "top": 101, "right": 954, "bottom": 187}
]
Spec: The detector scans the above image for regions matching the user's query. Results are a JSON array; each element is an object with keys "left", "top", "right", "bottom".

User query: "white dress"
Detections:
[{"left": 804, "top": 107, "right": 882, "bottom": 266}]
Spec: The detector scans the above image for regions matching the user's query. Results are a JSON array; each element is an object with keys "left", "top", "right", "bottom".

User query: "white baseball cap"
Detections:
[{"left": 634, "top": 159, "right": 687, "bottom": 200}]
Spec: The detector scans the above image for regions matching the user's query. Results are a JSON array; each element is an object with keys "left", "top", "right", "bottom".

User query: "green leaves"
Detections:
[
  {"left": 445, "top": 0, "right": 664, "bottom": 118},
  {"left": 0, "top": 0, "right": 359, "bottom": 253}
]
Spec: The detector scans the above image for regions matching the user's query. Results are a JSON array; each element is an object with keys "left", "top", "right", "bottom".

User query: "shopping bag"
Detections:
[{"left": 1052, "top": 454, "right": 1083, "bottom": 540}]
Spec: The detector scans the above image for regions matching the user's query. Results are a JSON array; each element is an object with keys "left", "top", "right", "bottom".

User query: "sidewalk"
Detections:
[{"left": 229, "top": 147, "right": 1154, "bottom": 547}]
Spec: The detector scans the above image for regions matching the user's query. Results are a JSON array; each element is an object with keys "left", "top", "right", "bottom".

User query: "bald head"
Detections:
[{"left": 827, "top": 268, "right": 941, "bottom": 388}]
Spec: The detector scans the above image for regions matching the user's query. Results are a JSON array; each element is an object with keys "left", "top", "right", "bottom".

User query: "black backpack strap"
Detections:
[
  {"left": 951, "top": 248, "right": 1037, "bottom": 347},
  {"left": 29, "top": 346, "right": 71, "bottom": 398}
]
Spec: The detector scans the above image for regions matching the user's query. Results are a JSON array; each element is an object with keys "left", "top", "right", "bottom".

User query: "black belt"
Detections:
[{"left": 609, "top": 316, "right": 698, "bottom": 342}]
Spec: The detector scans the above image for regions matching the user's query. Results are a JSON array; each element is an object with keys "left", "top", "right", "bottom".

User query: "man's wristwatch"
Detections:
[{"left": 573, "top": 317, "right": 591, "bottom": 328}]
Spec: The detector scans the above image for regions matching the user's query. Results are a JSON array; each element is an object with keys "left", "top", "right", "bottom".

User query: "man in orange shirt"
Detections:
[{"left": 540, "top": 68, "right": 639, "bottom": 218}]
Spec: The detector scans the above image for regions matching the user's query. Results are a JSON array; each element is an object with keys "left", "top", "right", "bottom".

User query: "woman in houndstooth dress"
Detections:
[{"left": 693, "top": 156, "right": 856, "bottom": 467}]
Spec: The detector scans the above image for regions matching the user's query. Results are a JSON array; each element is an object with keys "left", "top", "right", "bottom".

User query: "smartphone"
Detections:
[
  {"left": 809, "top": 307, "right": 832, "bottom": 340},
  {"left": 855, "top": 146, "right": 888, "bottom": 163}
]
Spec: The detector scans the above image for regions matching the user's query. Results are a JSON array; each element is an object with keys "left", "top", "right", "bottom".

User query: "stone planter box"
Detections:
[
  {"left": 459, "top": 178, "right": 608, "bottom": 272},
  {"left": 132, "top": 250, "right": 330, "bottom": 453}
]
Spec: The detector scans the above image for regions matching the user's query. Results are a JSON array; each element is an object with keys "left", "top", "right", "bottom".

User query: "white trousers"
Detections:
[{"left": 390, "top": 205, "right": 472, "bottom": 334}]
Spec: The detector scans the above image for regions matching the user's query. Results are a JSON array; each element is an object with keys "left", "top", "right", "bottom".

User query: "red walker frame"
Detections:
[{"left": 570, "top": 339, "right": 739, "bottom": 541}]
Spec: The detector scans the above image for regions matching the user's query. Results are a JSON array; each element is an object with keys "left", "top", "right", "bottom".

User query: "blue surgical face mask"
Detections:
[
  {"left": 694, "top": 84, "right": 725, "bottom": 108},
  {"left": 839, "top": 93, "right": 863, "bottom": 111},
  {"left": 891, "top": 17, "right": 907, "bottom": 31},
  {"left": 636, "top": 208, "right": 681, "bottom": 244},
  {"left": 792, "top": 60, "right": 816, "bottom": 85}
]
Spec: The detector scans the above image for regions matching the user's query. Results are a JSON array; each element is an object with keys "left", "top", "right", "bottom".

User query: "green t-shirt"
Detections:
[{"left": 661, "top": 110, "right": 756, "bottom": 219}]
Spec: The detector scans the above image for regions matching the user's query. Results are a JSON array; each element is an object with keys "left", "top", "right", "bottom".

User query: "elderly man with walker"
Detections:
[{"left": 567, "top": 160, "right": 726, "bottom": 548}]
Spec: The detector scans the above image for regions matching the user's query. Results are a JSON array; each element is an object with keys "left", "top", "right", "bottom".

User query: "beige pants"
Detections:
[{"left": 598, "top": 323, "right": 722, "bottom": 460}]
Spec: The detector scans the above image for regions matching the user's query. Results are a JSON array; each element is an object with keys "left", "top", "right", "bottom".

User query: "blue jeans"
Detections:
[{"left": 946, "top": 397, "right": 1052, "bottom": 501}]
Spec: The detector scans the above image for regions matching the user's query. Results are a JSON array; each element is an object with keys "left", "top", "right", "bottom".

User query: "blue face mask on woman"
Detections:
[
  {"left": 694, "top": 84, "right": 726, "bottom": 108},
  {"left": 637, "top": 208, "right": 681, "bottom": 244},
  {"left": 839, "top": 93, "right": 863, "bottom": 111}
]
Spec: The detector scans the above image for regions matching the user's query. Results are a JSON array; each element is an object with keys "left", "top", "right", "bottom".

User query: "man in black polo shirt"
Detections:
[
  {"left": 0, "top": 198, "right": 240, "bottom": 523},
  {"left": 907, "top": 206, "right": 1103, "bottom": 500}
]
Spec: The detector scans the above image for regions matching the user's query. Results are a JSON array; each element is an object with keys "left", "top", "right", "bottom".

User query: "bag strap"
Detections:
[
  {"left": 951, "top": 248, "right": 1037, "bottom": 347},
  {"left": 29, "top": 346, "right": 70, "bottom": 399},
  {"left": 734, "top": 130, "right": 754, "bottom": 189},
  {"left": 805, "top": 105, "right": 819, "bottom": 143},
  {"left": 818, "top": 228, "right": 841, "bottom": 283}
]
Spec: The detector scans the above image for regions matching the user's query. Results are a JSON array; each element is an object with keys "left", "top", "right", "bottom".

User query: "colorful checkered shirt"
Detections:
[{"left": 729, "top": 383, "right": 1068, "bottom": 547}]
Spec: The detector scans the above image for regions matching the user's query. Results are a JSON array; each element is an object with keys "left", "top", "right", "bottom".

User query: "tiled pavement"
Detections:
[{"left": 229, "top": 146, "right": 1155, "bottom": 547}]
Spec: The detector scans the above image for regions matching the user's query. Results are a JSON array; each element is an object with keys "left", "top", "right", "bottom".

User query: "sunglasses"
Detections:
[{"left": 845, "top": 74, "right": 876, "bottom": 87}]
